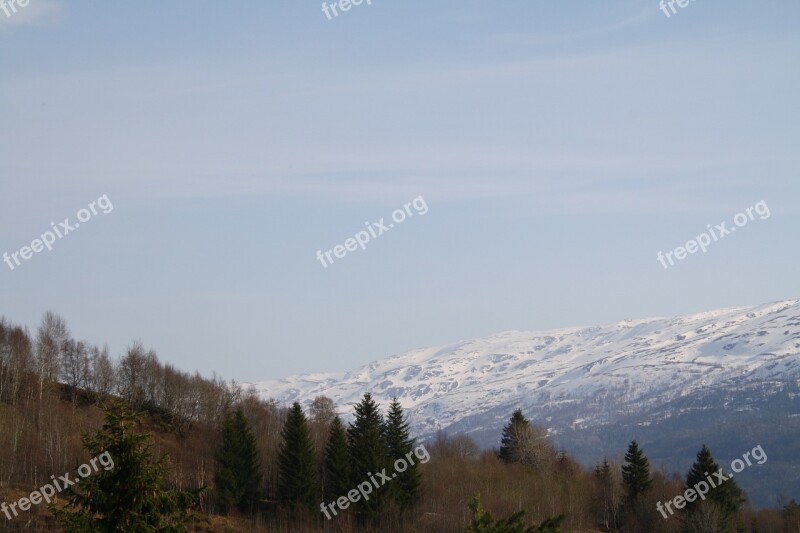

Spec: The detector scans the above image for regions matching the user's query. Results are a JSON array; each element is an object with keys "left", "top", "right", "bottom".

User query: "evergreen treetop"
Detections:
[
  {"left": 214, "top": 407, "right": 262, "bottom": 514},
  {"left": 277, "top": 402, "right": 318, "bottom": 511},
  {"left": 685, "top": 444, "right": 744, "bottom": 520},
  {"left": 348, "top": 393, "right": 389, "bottom": 521},
  {"left": 621, "top": 440, "right": 652, "bottom": 506},
  {"left": 384, "top": 397, "right": 422, "bottom": 510},
  {"left": 324, "top": 416, "right": 351, "bottom": 503},
  {"left": 52, "top": 402, "right": 202, "bottom": 532},
  {"left": 499, "top": 408, "right": 530, "bottom": 464}
]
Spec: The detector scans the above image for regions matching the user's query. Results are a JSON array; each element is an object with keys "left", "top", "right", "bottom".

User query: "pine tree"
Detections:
[
  {"left": 348, "top": 392, "right": 389, "bottom": 521},
  {"left": 685, "top": 444, "right": 743, "bottom": 521},
  {"left": 277, "top": 402, "right": 318, "bottom": 511},
  {"left": 52, "top": 402, "right": 202, "bottom": 532},
  {"left": 499, "top": 407, "right": 550, "bottom": 465},
  {"left": 214, "top": 408, "right": 263, "bottom": 514},
  {"left": 499, "top": 409, "right": 528, "bottom": 463},
  {"left": 621, "top": 440, "right": 652, "bottom": 507},
  {"left": 384, "top": 398, "right": 422, "bottom": 511},
  {"left": 324, "top": 416, "right": 351, "bottom": 503}
]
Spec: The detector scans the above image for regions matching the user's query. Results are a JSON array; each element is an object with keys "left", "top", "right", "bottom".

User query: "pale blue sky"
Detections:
[{"left": 1, "top": 1, "right": 798, "bottom": 380}]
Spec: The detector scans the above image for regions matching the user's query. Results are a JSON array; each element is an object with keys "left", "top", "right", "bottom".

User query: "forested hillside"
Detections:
[{"left": 1, "top": 312, "right": 797, "bottom": 532}]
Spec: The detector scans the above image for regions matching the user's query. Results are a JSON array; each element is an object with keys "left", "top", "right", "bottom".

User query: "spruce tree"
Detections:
[
  {"left": 384, "top": 398, "right": 422, "bottom": 510},
  {"left": 324, "top": 416, "right": 351, "bottom": 503},
  {"left": 685, "top": 444, "right": 743, "bottom": 520},
  {"left": 277, "top": 402, "right": 318, "bottom": 511},
  {"left": 499, "top": 408, "right": 529, "bottom": 464},
  {"left": 214, "top": 408, "right": 263, "bottom": 514},
  {"left": 621, "top": 440, "right": 652, "bottom": 507},
  {"left": 52, "top": 403, "right": 202, "bottom": 532},
  {"left": 348, "top": 392, "right": 389, "bottom": 521}
]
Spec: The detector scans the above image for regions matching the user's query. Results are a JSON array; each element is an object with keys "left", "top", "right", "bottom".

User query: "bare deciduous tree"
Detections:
[
  {"left": 89, "top": 344, "right": 115, "bottom": 399},
  {"left": 685, "top": 500, "right": 727, "bottom": 533},
  {"left": 0, "top": 322, "right": 33, "bottom": 405},
  {"left": 35, "top": 311, "right": 70, "bottom": 403},
  {"left": 117, "top": 341, "right": 149, "bottom": 409},
  {"left": 61, "top": 339, "right": 91, "bottom": 402},
  {"left": 508, "top": 420, "right": 555, "bottom": 467}
]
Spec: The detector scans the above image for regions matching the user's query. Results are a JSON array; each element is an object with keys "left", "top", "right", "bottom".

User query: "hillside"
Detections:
[{"left": 251, "top": 299, "right": 800, "bottom": 506}]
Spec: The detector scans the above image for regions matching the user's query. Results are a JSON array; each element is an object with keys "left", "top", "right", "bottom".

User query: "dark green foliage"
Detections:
[
  {"left": 323, "top": 416, "right": 351, "bottom": 503},
  {"left": 535, "top": 515, "right": 567, "bottom": 533},
  {"left": 348, "top": 392, "right": 389, "bottom": 521},
  {"left": 384, "top": 398, "right": 422, "bottom": 510},
  {"left": 685, "top": 444, "right": 744, "bottom": 520},
  {"left": 499, "top": 409, "right": 529, "bottom": 464},
  {"left": 621, "top": 440, "right": 652, "bottom": 507},
  {"left": 464, "top": 493, "right": 565, "bottom": 532},
  {"left": 214, "top": 408, "right": 263, "bottom": 514},
  {"left": 277, "top": 402, "right": 318, "bottom": 511},
  {"left": 51, "top": 402, "right": 202, "bottom": 532}
]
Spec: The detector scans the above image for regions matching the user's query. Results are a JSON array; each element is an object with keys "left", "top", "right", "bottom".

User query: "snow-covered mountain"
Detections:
[
  {"left": 250, "top": 299, "right": 800, "bottom": 505},
  {"left": 252, "top": 299, "right": 799, "bottom": 436}
]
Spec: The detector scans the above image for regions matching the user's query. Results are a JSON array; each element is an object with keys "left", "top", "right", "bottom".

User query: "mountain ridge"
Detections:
[
  {"left": 250, "top": 299, "right": 800, "bottom": 506},
  {"left": 251, "top": 298, "right": 799, "bottom": 433}
]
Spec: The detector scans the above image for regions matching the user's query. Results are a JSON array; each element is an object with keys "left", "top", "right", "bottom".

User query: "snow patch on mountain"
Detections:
[{"left": 248, "top": 299, "right": 800, "bottom": 440}]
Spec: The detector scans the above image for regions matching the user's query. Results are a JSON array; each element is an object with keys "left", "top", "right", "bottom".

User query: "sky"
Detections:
[{"left": 0, "top": 0, "right": 798, "bottom": 381}]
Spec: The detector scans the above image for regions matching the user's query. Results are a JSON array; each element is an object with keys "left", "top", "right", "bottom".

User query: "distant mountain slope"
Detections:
[{"left": 250, "top": 299, "right": 800, "bottom": 507}]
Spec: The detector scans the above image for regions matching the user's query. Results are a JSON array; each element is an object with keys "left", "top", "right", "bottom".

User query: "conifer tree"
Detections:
[
  {"left": 214, "top": 408, "right": 263, "bottom": 514},
  {"left": 621, "top": 440, "right": 652, "bottom": 507},
  {"left": 52, "top": 403, "right": 202, "bottom": 532},
  {"left": 324, "top": 416, "right": 351, "bottom": 503},
  {"left": 384, "top": 398, "right": 422, "bottom": 510},
  {"left": 499, "top": 408, "right": 530, "bottom": 464},
  {"left": 685, "top": 444, "right": 743, "bottom": 521},
  {"left": 277, "top": 402, "right": 318, "bottom": 511},
  {"left": 348, "top": 392, "right": 389, "bottom": 521},
  {"left": 498, "top": 409, "right": 557, "bottom": 467},
  {"left": 500, "top": 409, "right": 553, "bottom": 467}
]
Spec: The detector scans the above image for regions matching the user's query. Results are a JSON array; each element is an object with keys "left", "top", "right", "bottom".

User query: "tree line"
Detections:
[
  {"left": 212, "top": 392, "right": 423, "bottom": 529},
  {"left": 1, "top": 311, "right": 798, "bottom": 532}
]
